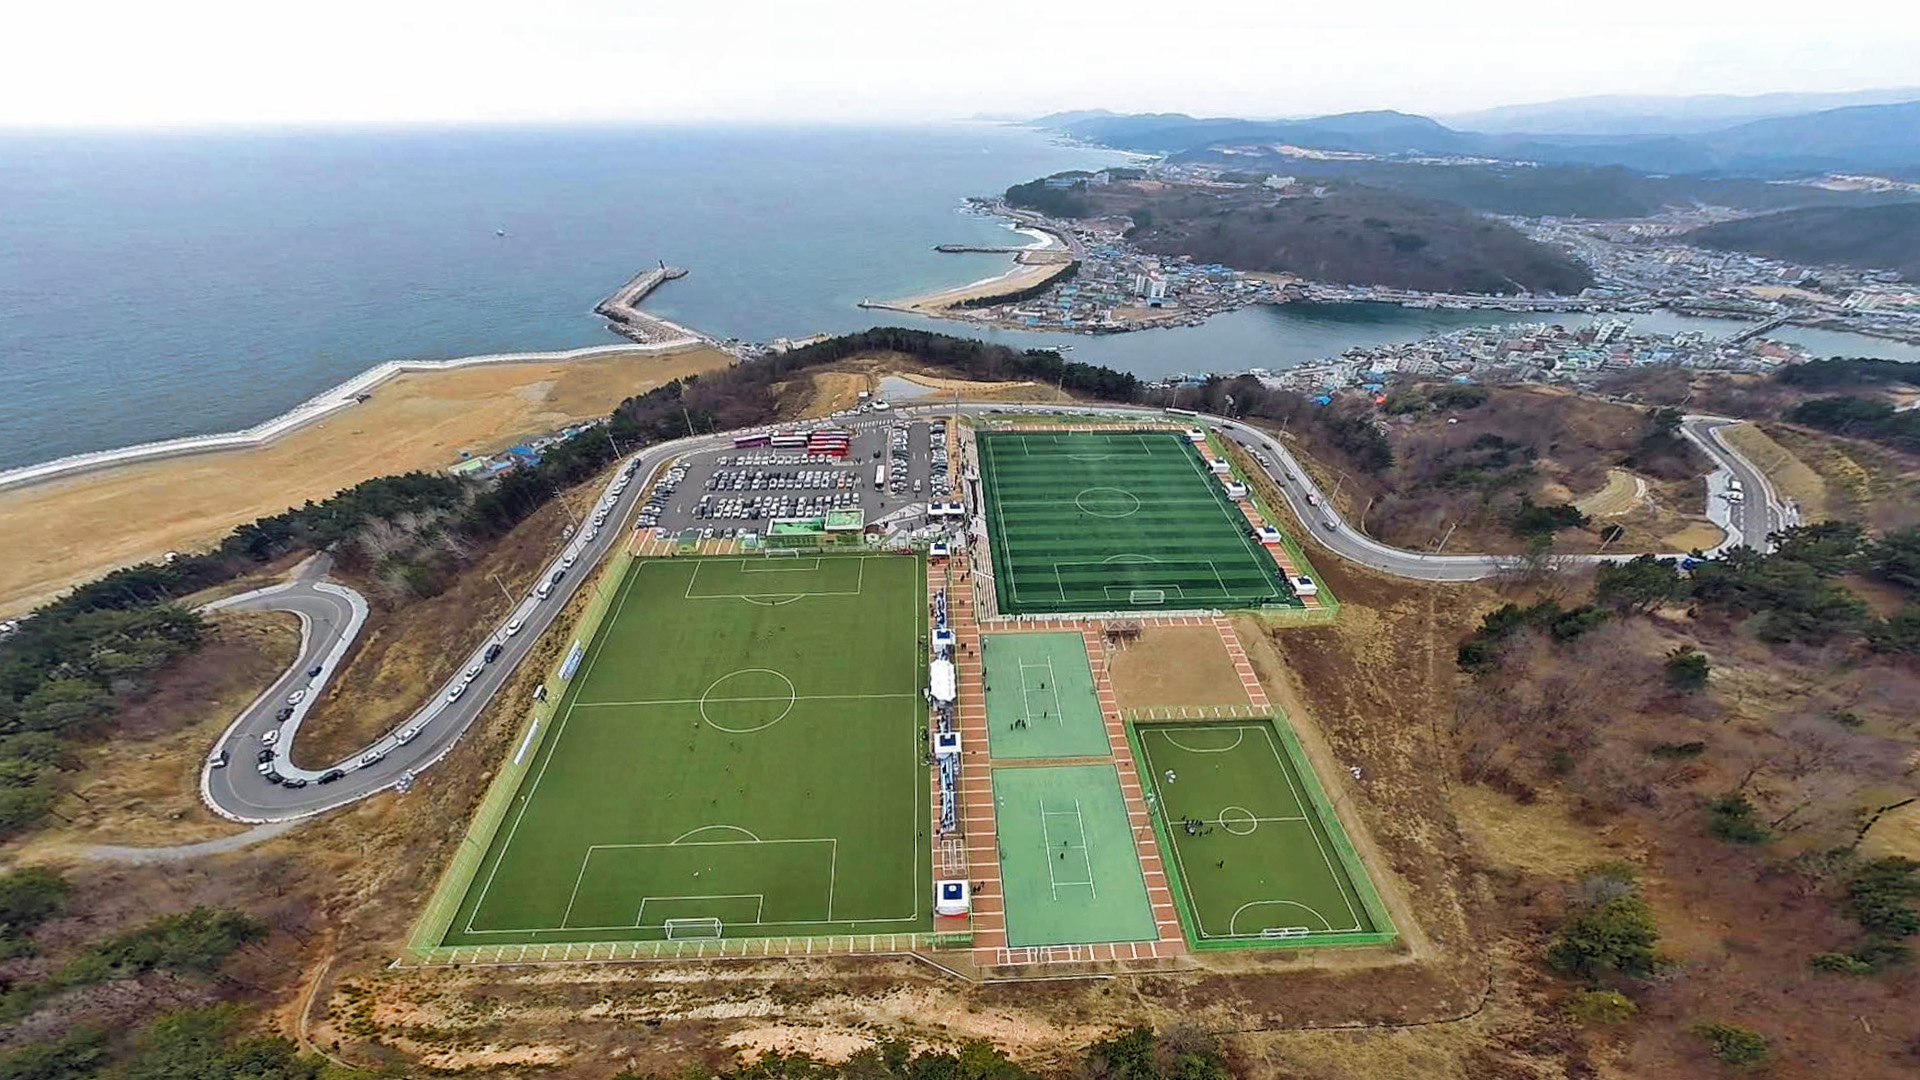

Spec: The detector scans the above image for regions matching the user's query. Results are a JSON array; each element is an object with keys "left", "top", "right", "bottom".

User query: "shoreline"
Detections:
[{"left": 0, "top": 338, "right": 705, "bottom": 494}]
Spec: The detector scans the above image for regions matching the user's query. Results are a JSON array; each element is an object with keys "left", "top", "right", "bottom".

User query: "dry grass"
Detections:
[
  {"left": 287, "top": 488, "right": 591, "bottom": 769},
  {"left": 1763, "top": 423, "right": 1920, "bottom": 532},
  {"left": 1106, "top": 626, "right": 1250, "bottom": 710},
  {"left": 8, "top": 609, "right": 299, "bottom": 852},
  {"left": 1718, "top": 422, "right": 1829, "bottom": 521},
  {"left": 1571, "top": 468, "right": 1644, "bottom": 517},
  {"left": 0, "top": 346, "right": 732, "bottom": 617}
]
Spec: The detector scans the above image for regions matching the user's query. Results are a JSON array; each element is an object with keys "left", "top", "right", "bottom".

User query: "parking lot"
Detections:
[{"left": 628, "top": 417, "right": 955, "bottom": 543}]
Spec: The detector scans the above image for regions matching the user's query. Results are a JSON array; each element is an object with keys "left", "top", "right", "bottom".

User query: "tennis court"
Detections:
[
  {"left": 975, "top": 430, "right": 1287, "bottom": 615},
  {"left": 981, "top": 632, "right": 1109, "bottom": 759},
  {"left": 440, "top": 554, "right": 931, "bottom": 946},
  {"left": 1135, "top": 721, "right": 1392, "bottom": 947},
  {"left": 990, "top": 764, "right": 1158, "bottom": 947}
]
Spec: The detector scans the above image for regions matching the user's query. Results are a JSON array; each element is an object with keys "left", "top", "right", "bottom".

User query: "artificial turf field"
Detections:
[
  {"left": 1135, "top": 721, "right": 1389, "bottom": 946},
  {"left": 981, "top": 632, "right": 1108, "bottom": 759},
  {"left": 990, "top": 764, "right": 1159, "bottom": 947},
  {"left": 442, "top": 555, "right": 931, "bottom": 945},
  {"left": 975, "top": 430, "right": 1287, "bottom": 615}
]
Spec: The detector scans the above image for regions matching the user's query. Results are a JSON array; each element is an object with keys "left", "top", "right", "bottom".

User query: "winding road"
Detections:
[{"left": 188, "top": 403, "right": 1787, "bottom": 827}]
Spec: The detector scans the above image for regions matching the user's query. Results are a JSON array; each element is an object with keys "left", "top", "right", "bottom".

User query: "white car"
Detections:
[
  {"left": 256, "top": 760, "right": 276, "bottom": 775},
  {"left": 561, "top": 553, "right": 576, "bottom": 570},
  {"left": 447, "top": 683, "right": 466, "bottom": 703},
  {"left": 361, "top": 749, "right": 385, "bottom": 766},
  {"left": 397, "top": 726, "right": 422, "bottom": 744},
  {"left": 505, "top": 617, "right": 524, "bottom": 637},
  {"left": 260, "top": 729, "right": 279, "bottom": 746},
  {"left": 464, "top": 660, "right": 483, "bottom": 681},
  {"left": 584, "top": 527, "right": 598, "bottom": 542},
  {"left": 286, "top": 689, "right": 307, "bottom": 705}
]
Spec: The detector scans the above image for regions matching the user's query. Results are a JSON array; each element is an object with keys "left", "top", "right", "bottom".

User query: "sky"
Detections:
[{"left": 5, "top": 0, "right": 1919, "bottom": 128}]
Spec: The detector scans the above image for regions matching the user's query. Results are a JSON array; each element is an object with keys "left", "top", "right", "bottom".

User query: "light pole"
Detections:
[{"left": 487, "top": 572, "right": 515, "bottom": 607}]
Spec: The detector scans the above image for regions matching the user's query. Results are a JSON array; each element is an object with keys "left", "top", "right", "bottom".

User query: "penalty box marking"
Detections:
[
  {"left": 553, "top": 838, "right": 839, "bottom": 934},
  {"left": 684, "top": 557, "right": 867, "bottom": 600}
]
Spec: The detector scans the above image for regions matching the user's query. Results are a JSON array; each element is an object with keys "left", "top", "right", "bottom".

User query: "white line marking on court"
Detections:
[
  {"left": 572, "top": 692, "right": 916, "bottom": 708},
  {"left": 1158, "top": 729, "right": 1245, "bottom": 754},
  {"left": 671, "top": 824, "right": 763, "bottom": 844}
]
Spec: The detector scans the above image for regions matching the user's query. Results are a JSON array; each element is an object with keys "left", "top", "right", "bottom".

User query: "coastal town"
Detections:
[
  {"left": 901, "top": 162, "right": 1920, "bottom": 355},
  {"left": 1246, "top": 316, "right": 1811, "bottom": 398}
]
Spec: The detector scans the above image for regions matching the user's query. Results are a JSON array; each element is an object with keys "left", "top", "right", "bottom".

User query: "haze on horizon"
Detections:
[{"left": 4, "top": 0, "right": 1918, "bottom": 129}]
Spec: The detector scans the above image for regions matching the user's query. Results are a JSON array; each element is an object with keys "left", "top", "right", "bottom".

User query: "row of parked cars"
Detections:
[
  {"left": 705, "top": 468, "right": 852, "bottom": 492},
  {"left": 633, "top": 460, "right": 685, "bottom": 532},
  {"left": 693, "top": 491, "right": 859, "bottom": 522},
  {"left": 887, "top": 424, "right": 912, "bottom": 497},
  {"left": 928, "top": 420, "right": 950, "bottom": 494}
]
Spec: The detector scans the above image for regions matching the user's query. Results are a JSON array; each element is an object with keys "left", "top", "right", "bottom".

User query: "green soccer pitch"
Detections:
[
  {"left": 1135, "top": 721, "right": 1394, "bottom": 948},
  {"left": 975, "top": 430, "right": 1287, "bottom": 615},
  {"left": 440, "top": 554, "right": 932, "bottom": 946}
]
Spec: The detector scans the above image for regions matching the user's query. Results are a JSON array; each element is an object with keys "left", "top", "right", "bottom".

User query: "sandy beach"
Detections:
[{"left": 0, "top": 346, "right": 731, "bottom": 615}]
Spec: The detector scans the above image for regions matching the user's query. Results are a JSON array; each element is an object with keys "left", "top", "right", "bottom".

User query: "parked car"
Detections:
[
  {"left": 283, "top": 777, "right": 309, "bottom": 789},
  {"left": 261, "top": 729, "right": 279, "bottom": 746},
  {"left": 207, "top": 749, "right": 229, "bottom": 769},
  {"left": 447, "top": 683, "right": 466, "bottom": 703},
  {"left": 361, "top": 750, "right": 385, "bottom": 766},
  {"left": 483, "top": 643, "right": 503, "bottom": 663},
  {"left": 276, "top": 706, "right": 293, "bottom": 721},
  {"left": 506, "top": 617, "right": 524, "bottom": 636},
  {"left": 286, "top": 689, "right": 307, "bottom": 705},
  {"left": 306, "top": 665, "right": 323, "bottom": 678},
  {"left": 256, "top": 749, "right": 274, "bottom": 764},
  {"left": 318, "top": 769, "right": 345, "bottom": 784},
  {"left": 397, "top": 726, "right": 422, "bottom": 744}
]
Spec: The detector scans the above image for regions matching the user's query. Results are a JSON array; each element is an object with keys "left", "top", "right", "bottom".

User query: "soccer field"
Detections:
[
  {"left": 441, "top": 554, "right": 931, "bottom": 946},
  {"left": 1135, "top": 721, "right": 1393, "bottom": 948},
  {"left": 976, "top": 430, "right": 1287, "bottom": 615}
]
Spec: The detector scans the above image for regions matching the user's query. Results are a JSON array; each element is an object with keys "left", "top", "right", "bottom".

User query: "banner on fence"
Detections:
[{"left": 558, "top": 640, "right": 585, "bottom": 680}]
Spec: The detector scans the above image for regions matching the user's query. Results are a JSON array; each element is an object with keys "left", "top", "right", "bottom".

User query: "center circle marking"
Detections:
[
  {"left": 699, "top": 668, "right": 796, "bottom": 733},
  {"left": 1075, "top": 487, "right": 1142, "bottom": 518},
  {"left": 1219, "top": 805, "right": 1259, "bottom": 835}
]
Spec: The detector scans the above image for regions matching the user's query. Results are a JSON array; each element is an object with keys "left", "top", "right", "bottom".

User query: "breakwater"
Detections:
[{"left": 593, "top": 264, "right": 704, "bottom": 345}]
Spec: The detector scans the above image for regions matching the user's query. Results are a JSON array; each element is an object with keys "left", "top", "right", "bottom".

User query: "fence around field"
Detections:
[
  {"left": 1214, "top": 435, "right": 1343, "bottom": 621},
  {"left": 400, "top": 550, "right": 638, "bottom": 962},
  {"left": 398, "top": 931, "right": 965, "bottom": 968}
]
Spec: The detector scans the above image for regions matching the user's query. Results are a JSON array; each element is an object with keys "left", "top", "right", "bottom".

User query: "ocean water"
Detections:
[{"left": 4, "top": 124, "right": 1918, "bottom": 471}]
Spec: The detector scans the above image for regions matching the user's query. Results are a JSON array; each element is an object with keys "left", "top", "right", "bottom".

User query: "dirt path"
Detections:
[{"left": 78, "top": 819, "right": 299, "bottom": 863}]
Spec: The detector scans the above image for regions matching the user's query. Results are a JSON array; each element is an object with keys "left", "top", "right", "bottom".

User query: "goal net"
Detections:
[
  {"left": 763, "top": 549, "right": 801, "bottom": 559},
  {"left": 664, "top": 917, "right": 723, "bottom": 940},
  {"left": 1260, "top": 926, "right": 1311, "bottom": 940},
  {"left": 1128, "top": 589, "right": 1166, "bottom": 605}
]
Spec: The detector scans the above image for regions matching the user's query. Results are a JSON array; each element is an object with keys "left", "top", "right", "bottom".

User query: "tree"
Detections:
[
  {"left": 1708, "top": 794, "right": 1771, "bottom": 845},
  {"left": 1546, "top": 863, "right": 1662, "bottom": 979},
  {"left": 1770, "top": 520, "right": 1868, "bottom": 577},
  {"left": 1868, "top": 526, "right": 1920, "bottom": 592},
  {"left": 1690, "top": 1022, "right": 1770, "bottom": 1066},
  {"left": 1664, "top": 645, "right": 1710, "bottom": 692},
  {"left": 1595, "top": 554, "right": 1684, "bottom": 614},
  {"left": 0, "top": 866, "right": 69, "bottom": 957},
  {"left": 1510, "top": 497, "right": 1590, "bottom": 538}
]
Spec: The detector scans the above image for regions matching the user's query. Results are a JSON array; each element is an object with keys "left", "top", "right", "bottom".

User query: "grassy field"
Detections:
[
  {"left": 1135, "top": 721, "right": 1391, "bottom": 947},
  {"left": 442, "top": 554, "right": 930, "bottom": 945},
  {"left": 976, "top": 430, "right": 1286, "bottom": 615}
]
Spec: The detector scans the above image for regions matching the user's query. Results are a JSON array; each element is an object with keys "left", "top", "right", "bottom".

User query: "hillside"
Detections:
[
  {"left": 1037, "top": 100, "right": 1920, "bottom": 176},
  {"left": 1011, "top": 175, "right": 1591, "bottom": 294},
  {"left": 1685, "top": 203, "right": 1920, "bottom": 279}
]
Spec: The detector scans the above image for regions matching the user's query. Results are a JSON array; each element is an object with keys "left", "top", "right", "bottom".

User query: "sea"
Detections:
[{"left": 4, "top": 123, "right": 1918, "bottom": 471}]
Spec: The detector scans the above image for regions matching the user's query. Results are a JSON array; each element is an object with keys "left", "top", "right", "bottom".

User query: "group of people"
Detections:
[{"left": 1179, "top": 816, "right": 1216, "bottom": 838}]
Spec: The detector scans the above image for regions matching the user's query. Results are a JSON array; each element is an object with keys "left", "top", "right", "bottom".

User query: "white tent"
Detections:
[{"left": 930, "top": 659, "right": 957, "bottom": 703}]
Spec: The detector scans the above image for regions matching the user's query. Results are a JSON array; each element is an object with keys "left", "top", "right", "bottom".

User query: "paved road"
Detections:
[{"left": 196, "top": 401, "right": 1785, "bottom": 825}]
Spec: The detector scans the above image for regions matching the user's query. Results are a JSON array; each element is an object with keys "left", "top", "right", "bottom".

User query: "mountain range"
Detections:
[
  {"left": 1034, "top": 96, "right": 1920, "bottom": 176},
  {"left": 1436, "top": 88, "right": 1920, "bottom": 136}
]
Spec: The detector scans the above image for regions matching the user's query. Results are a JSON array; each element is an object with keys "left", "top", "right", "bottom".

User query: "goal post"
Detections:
[
  {"left": 663, "top": 917, "right": 723, "bottom": 940},
  {"left": 1128, "top": 589, "right": 1167, "bottom": 605}
]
